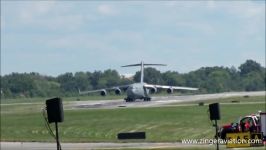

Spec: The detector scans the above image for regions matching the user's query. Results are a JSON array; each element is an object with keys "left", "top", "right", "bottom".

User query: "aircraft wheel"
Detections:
[
  {"left": 125, "top": 98, "right": 134, "bottom": 102},
  {"left": 125, "top": 98, "right": 129, "bottom": 102},
  {"left": 144, "top": 97, "right": 151, "bottom": 101}
]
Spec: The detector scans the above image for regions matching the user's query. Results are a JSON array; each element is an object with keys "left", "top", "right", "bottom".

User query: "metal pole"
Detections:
[
  {"left": 55, "top": 122, "right": 60, "bottom": 150},
  {"left": 215, "top": 120, "right": 219, "bottom": 150}
]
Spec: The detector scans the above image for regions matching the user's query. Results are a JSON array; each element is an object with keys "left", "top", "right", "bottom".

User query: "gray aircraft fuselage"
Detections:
[{"left": 125, "top": 83, "right": 150, "bottom": 102}]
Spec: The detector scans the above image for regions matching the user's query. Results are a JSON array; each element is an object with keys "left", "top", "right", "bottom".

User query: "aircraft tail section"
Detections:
[
  {"left": 122, "top": 61, "right": 166, "bottom": 83},
  {"left": 121, "top": 63, "right": 166, "bottom": 67}
]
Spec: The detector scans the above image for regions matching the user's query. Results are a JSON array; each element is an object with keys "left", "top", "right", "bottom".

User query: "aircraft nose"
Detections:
[
  {"left": 127, "top": 87, "right": 136, "bottom": 95},
  {"left": 130, "top": 88, "right": 136, "bottom": 94}
]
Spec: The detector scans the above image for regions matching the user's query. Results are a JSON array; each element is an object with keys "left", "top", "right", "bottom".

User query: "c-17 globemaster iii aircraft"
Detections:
[{"left": 79, "top": 61, "right": 198, "bottom": 102}]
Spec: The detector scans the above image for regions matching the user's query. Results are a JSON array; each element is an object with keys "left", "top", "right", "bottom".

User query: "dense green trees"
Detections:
[
  {"left": 238, "top": 60, "right": 265, "bottom": 91},
  {"left": 134, "top": 68, "right": 163, "bottom": 84},
  {"left": 1, "top": 60, "right": 265, "bottom": 98}
]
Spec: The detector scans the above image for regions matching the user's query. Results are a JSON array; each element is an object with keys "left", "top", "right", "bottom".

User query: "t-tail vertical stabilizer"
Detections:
[{"left": 121, "top": 61, "right": 166, "bottom": 83}]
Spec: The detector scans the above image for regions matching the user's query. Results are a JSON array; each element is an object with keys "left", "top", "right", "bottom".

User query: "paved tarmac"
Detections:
[
  {"left": 0, "top": 142, "right": 216, "bottom": 150},
  {"left": 1, "top": 142, "right": 265, "bottom": 150},
  {"left": 70, "top": 91, "right": 265, "bottom": 109}
]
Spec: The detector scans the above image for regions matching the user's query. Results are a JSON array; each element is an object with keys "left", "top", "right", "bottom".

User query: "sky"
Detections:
[{"left": 1, "top": 1, "right": 265, "bottom": 76}]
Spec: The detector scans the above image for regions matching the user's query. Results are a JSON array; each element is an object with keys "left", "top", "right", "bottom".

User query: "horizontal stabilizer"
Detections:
[
  {"left": 121, "top": 64, "right": 141, "bottom": 67},
  {"left": 122, "top": 63, "right": 166, "bottom": 67},
  {"left": 144, "top": 64, "right": 166, "bottom": 66}
]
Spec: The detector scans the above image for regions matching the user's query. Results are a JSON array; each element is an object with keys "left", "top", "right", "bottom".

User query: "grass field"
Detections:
[
  {"left": 1, "top": 96, "right": 265, "bottom": 143},
  {"left": 172, "top": 95, "right": 266, "bottom": 105},
  {"left": 0, "top": 94, "right": 125, "bottom": 104}
]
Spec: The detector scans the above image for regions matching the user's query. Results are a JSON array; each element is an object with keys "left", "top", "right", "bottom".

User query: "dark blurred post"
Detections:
[
  {"left": 209, "top": 103, "right": 221, "bottom": 150},
  {"left": 55, "top": 122, "right": 60, "bottom": 150},
  {"left": 215, "top": 119, "right": 219, "bottom": 150}
]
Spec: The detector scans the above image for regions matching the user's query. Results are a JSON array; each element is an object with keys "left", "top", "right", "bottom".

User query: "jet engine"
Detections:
[
  {"left": 100, "top": 90, "right": 107, "bottom": 96},
  {"left": 114, "top": 88, "right": 121, "bottom": 95},
  {"left": 167, "top": 88, "right": 174, "bottom": 94},
  {"left": 150, "top": 87, "right": 157, "bottom": 94}
]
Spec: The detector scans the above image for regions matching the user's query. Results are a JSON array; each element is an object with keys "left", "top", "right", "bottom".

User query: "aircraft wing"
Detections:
[
  {"left": 144, "top": 84, "right": 198, "bottom": 91},
  {"left": 78, "top": 85, "right": 129, "bottom": 95},
  {"left": 79, "top": 89, "right": 106, "bottom": 95}
]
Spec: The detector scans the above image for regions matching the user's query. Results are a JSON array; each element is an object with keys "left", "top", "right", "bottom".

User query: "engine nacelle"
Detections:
[
  {"left": 100, "top": 89, "right": 107, "bottom": 96},
  {"left": 150, "top": 87, "right": 157, "bottom": 94},
  {"left": 167, "top": 88, "right": 174, "bottom": 94},
  {"left": 114, "top": 88, "right": 121, "bottom": 95}
]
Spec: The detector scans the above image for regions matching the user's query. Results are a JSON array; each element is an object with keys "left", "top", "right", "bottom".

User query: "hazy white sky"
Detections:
[{"left": 1, "top": 1, "right": 265, "bottom": 76}]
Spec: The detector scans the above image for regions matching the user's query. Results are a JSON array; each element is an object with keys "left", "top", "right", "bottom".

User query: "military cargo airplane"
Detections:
[{"left": 79, "top": 61, "right": 198, "bottom": 102}]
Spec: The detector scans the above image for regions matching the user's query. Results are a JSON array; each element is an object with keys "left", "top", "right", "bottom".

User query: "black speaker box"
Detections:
[
  {"left": 117, "top": 132, "right": 146, "bottom": 140},
  {"left": 209, "top": 103, "right": 220, "bottom": 120},
  {"left": 46, "top": 97, "right": 64, "bottom": 123}
]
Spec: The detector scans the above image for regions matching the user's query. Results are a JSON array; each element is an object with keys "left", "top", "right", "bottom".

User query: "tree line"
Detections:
[{"left": 1, "top": 59, "right": 265, "bottom": 99}]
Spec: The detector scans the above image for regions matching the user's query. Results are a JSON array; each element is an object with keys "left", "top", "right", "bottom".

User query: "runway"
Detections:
[
  {"left": 0, "top": 142, "right": 217, "bottom": 150},
  {"left": 69, "top": 91, "right": 265, "bottom": 109},
  {"left": 2, "top": 142, "right": 265, "bottom": 150}
]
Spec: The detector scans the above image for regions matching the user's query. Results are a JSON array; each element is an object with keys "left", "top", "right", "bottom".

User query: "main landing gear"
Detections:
[
  {"left": 124, "top": 97, "right": 135, "bottom": 102},
  {"left": 143, "top": 97, "right": 151, "bottom": 101},
  {"left": 124, "top": 97, "right": 151, "bottom": 102}
]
